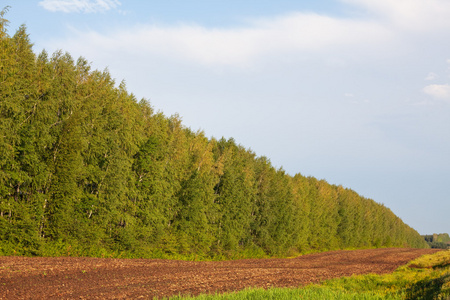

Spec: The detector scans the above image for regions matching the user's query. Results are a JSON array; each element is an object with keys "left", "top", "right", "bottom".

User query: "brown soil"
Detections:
[{"left": 0, "top": 248, "right": 440, "bottom": 299}]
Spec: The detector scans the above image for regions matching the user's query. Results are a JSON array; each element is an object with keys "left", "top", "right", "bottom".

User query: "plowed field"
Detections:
[{"left": 0, "top": 248, "right": 440, "bottom": 299}]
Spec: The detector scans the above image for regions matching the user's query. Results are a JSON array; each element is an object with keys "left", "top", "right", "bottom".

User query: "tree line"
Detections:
[
  {"left": 0, "top": 12, "right": 429, "bottom": 258},
  {"left": 423, "top": 234, "right": 450, "bottom": 249}
]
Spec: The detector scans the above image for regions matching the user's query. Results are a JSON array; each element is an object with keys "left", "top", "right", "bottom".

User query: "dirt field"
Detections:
[{"left": 0, "top": 248, "right": 440, "bottom": 299}]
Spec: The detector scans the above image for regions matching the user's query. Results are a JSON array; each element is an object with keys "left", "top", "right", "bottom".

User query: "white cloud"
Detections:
[
  {"left": 423, "top": 84, "right": 450, "bottom": 100},
  {"left": 39, "top": 0, "right": 120, "bottom": 13},
  {"left": 341, "top": 0, "right": 450, "bottom": 32},
  {"left": 50, "top": 12, "right": 392, "bottom": 68},
  {"left": 46, "top": 1, "right": 450, "bottom": 70},
  {"left": 47, "top": 1, "right": 450, "bottom": 69}
]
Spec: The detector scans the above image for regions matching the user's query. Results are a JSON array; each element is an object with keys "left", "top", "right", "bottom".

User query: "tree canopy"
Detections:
[{"left": 0, "top": 13, "right": 429, "bottom": 258}]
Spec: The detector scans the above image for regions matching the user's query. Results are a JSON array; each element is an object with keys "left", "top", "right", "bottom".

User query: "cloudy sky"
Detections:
[{"left": 5, "top": 0, "right": 450, "bottom": 235}]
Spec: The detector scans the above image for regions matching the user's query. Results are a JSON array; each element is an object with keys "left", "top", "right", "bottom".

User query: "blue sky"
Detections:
[{"left": 4, "top": 0, "right": 450, "bottom": 235}]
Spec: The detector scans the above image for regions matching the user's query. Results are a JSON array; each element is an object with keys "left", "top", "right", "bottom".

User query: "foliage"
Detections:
[
  {"left": 423, "top": 234, "right": 450, "bottom": 249},
  {"left": 0, "top": 13, "right": 429, "bottom": 259}
]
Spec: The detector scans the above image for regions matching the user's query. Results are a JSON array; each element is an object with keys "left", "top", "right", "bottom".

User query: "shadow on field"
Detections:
[{"left": 405, "top": 273, "right": 450, "bottom": 300}]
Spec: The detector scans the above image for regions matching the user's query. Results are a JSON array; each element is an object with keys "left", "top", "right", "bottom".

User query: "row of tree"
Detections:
[
  {"left": 423, "top": 234, "right": 450, "bottom": 249},
  {"left": 0, "top": 12, "right": 429, "bottom": 258}
]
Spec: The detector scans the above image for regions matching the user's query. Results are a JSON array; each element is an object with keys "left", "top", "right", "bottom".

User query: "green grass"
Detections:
[
  {"left": 322, "top": 250, "right": 450, "bottom": 299},
  {"left": 163, "top": 286, "right": 399, "bottom": 300},
  {"left": 162, "top": 250, "right": 450, "bottom": 300}
]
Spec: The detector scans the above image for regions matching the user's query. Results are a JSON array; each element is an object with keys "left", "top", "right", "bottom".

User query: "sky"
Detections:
[{"left": 4, "top": 0, "right": 449, "bottom": 235}]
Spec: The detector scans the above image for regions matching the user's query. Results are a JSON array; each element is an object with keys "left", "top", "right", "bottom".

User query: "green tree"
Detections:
[
  {"left": 213, "top": 138, "right": 256, "bottom": 254},
  {"left": 0, "top": 11, "right": 429, "bottom": 257}
]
